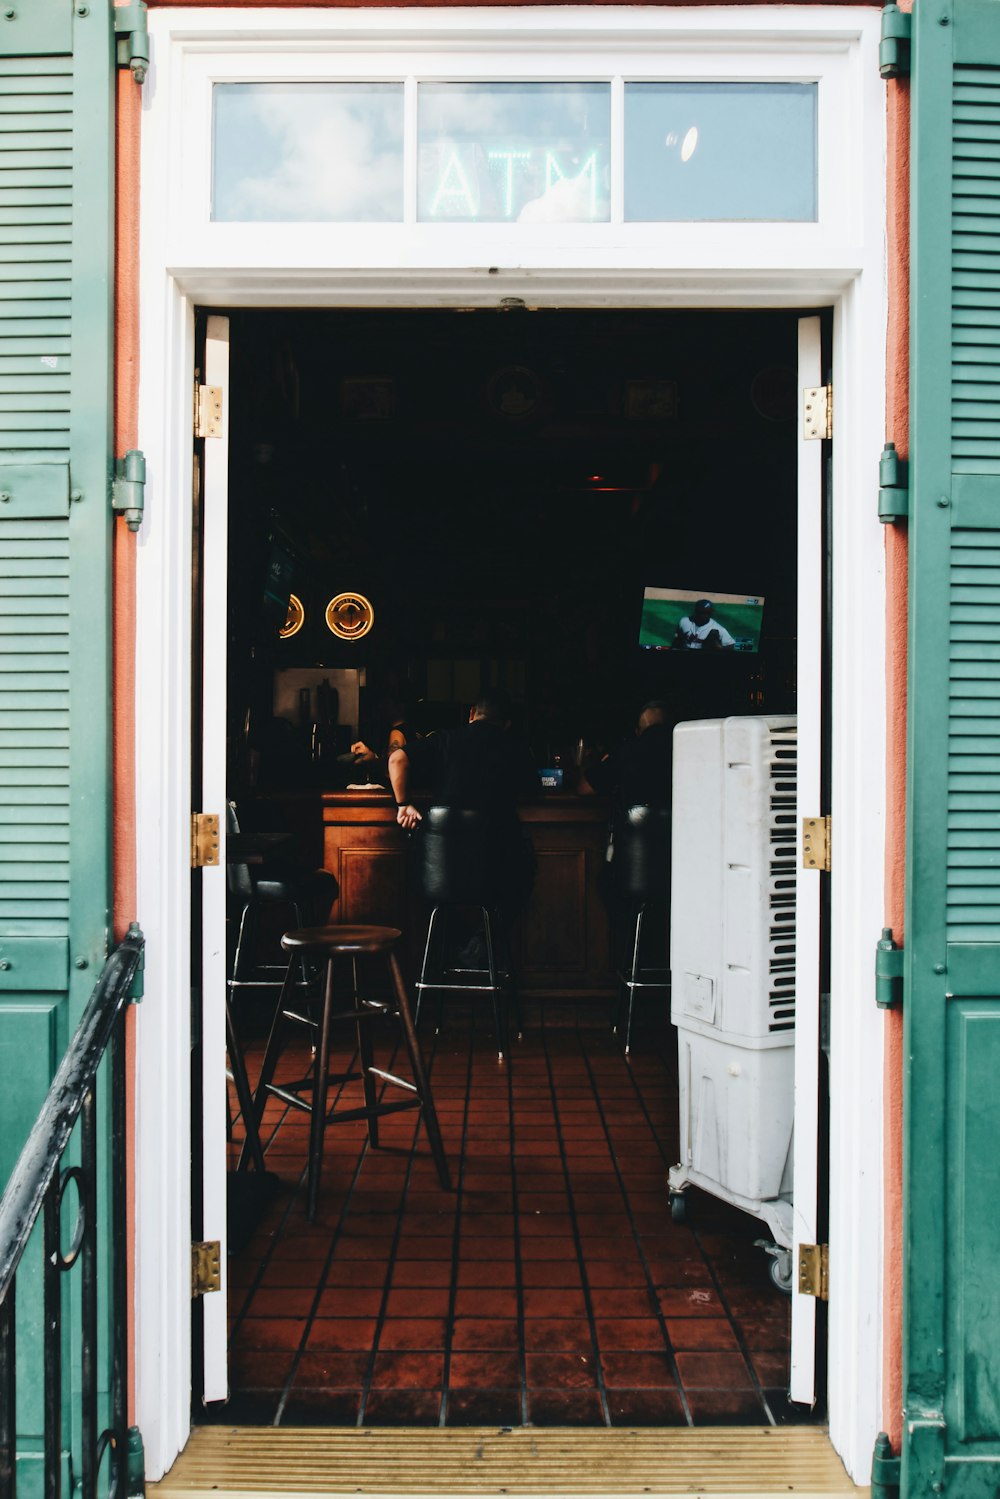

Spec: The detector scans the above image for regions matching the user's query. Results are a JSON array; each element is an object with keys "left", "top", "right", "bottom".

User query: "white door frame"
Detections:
[{"left": 132, "top": 6, "right": 886, "bottom": 1484}]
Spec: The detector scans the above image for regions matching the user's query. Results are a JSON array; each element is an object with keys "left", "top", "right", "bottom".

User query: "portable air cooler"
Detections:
[{"left": 667, "top": 715, "right": 797, "bottom": 1253}]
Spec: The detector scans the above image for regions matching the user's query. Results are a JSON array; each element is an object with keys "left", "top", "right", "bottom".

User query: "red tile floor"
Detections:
[{"left": 218, "top": 997, "right": 811, "bottom": 1429}]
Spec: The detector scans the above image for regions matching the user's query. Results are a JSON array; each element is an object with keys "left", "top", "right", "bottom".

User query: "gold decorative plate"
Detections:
[
  {"left": 279, "top": 593, "right": 305, "bottom": 639},
  {"left": 325, "top": 591, "right": 374, "bottom": 642}
]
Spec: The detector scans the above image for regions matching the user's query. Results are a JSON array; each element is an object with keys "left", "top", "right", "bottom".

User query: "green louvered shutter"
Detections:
[
  {"left": 0, "top": 0, "right": 115, "bottom": 1487},
  {"left": 906, "top": 0, "right": 1000, "bottom": 1492}
]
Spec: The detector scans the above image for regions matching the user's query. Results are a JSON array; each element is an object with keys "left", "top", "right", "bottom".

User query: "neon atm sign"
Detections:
[{"left": 423, "top": 144, "right": 604, "bottom": 221}]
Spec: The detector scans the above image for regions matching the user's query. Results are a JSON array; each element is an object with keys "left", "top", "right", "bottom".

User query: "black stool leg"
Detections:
[
  {"left": 226, "top": 994, "right": 266, "bottom": 1174},
  {"left": 307, "top": 955, "right": 336, "bottom": 1221},
  {"left": 388, "top": 950, "right": 451, "bottom": 1192},
  {"left": 497, "top": 910, "right": 522, "bottom": 1042},
  {"left": 482, "top": 908, "right": 505, "bottom": 1061},
  {"left": 353, "top": 955, "right": 380, "bottom": 1149},
  {"left": 624, "top": 905, "right": 645, "bottom": 1058},
  {"left": 238, "top": 952, "right": 296, "bottom": 1171}
]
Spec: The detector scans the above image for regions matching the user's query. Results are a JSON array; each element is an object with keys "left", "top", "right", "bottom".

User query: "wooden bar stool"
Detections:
[{"left": 245, "top": 924, "right": 451, "bottom": 1218}]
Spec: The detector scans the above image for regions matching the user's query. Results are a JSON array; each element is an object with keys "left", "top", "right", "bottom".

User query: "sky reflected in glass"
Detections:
[
  {"left": 417, "top": 83, "right": 611, "bottom": 223},
  {"left": 624, "top": 83, "right": 817, "bottom": 221},
  {"left": 213, "top": 83, "right": 404, "bottom": 222}
]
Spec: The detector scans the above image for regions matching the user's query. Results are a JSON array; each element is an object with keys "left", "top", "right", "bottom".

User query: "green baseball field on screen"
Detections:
[{"left": 639, "top": 588, "right": 766, "bottom": 651}]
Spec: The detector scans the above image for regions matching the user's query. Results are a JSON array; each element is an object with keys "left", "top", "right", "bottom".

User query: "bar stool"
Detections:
[
  {"left": 613, "top": 805, "right": 672, "bottom": 1056},
  {"left": 244, "top": 924, "right": 451, "bottom": 1218},
  {"left": 413, "top": 808, "right": 523, "bottom": 1060}
]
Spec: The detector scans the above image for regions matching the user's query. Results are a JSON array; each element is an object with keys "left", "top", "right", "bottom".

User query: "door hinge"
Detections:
[
  {"left": 876, "top": 928, "right": 904, "bottom": 1009},
  {"left": 113, "top": 2, "right": 149, "bottom": 85},
  {"left": 878, "top": 442, "right": 909, "bottom": 523},
  {"left": 190, "top": 813, "right": 220, "bottom": 869},
  {"left": 798, "top": 1242, "right": 829, "bottom": 1300},
  {"left": 879, "top": 3, "right": 911, "bottom": 80},
  {"left": 803, "top": 384, "right": 832, "bottom": 441},
  {"left": 871, "top": 1433, "right": 900, "bottom": 1499},
  {"left": 195, "top": 384, "right": 223, "bottom": 439},
  {"left": 191, "top": 1241, "right": 221, "bottom": 1297},
  {"left": 124, "top": 921, "right": 145, "bottom": 1003},
  {"left": 112, "top": 450, "right": 146, "bottom": 533},
  {"left": 801, "top": 816, "right": 831, "bottom": 872}
]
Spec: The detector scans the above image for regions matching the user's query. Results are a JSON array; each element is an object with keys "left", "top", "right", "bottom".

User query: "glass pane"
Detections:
[
  {"left": 624, "top": 83, "right": 817, "bottom": 221},
  {"left": 417, "top": 82, "right": 610, "bottom": 223},
  {"left": 212, "top": 83, "right": 404, "bottom": 222}
]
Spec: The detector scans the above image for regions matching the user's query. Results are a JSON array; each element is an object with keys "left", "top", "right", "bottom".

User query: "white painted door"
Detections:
[
  {"left": 200, "top": 314, "right": 231, "bottom": 1402},
  {"left": 790, "top": 314, "right": 824, "bottom": 1407}
]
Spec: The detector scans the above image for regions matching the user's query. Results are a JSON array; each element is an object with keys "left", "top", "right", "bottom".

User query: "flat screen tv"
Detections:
[{"left": 639, "top": 586, "right": 765, "bottom": 653}]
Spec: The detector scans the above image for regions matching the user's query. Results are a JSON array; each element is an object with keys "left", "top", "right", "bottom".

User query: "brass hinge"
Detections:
[
  {"left": 798, "top": 1242, "right": 829, "bottom": 1300},
  {"left": 803, "top": 384, "right": 833, "bottom": 441},
  {"left": 802, "top": 815, "right": 831, "bottom": 872},
  {"left": 195, "top": 384, "right": 223, "bottom": 439},
  {"left": 191, "top": 1241, "right": 221, "bottom": 1297},
  {"left": 190, "top": 813, "right": 220, "bottom": 869}
]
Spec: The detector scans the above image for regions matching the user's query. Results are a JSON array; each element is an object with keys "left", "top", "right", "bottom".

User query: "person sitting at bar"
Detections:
[
  {"left": 585, "top": 699, "right": 673, "bottom": 809},
  {"left": 389, "top": 688, "right": 540, "bottom": 942}
]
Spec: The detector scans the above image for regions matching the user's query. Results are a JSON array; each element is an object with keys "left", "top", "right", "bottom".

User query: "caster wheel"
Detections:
[
  {"left": 768, "top": 1248, "right": 794, "bottom": 1295},
  {"left": 669, "top": 1191, "right": 688, "bottom": 1224}
]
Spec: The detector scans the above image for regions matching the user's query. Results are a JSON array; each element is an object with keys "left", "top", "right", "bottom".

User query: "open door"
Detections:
[
  {"left": 790, "top": 314, "right": 827, "bottom": 1407},
  {"left": 195, "top": 314, "right": 231, "bottom": 1402}
]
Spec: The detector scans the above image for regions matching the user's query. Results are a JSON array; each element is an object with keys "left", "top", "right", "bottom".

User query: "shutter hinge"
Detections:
[
  {"left": 191, "top": 813, "right": 220, "bottom": 869},
  {"left": 125, "top": 921, "right": 145, "bottom": 1003},
  {"left": 871, "top": 1433, "right": 901, "bottom": 1499},
  {"left": 797, "top": 1242, "right": 829, "bottom": 1300},
  {"left": 112, "top": 450, "right": 145, "bottom": 533},
  {"left": 876, "top": 927, "right": 904, "bottom": 1009},
  {"left": 803, "top": 384, "right": 832, "bottom": 441},
  {"left": 195, "top": 384, "right": 223, "bottom": 439},
  {"left": 801, "top": 816, "right": 831, "bottom": 873},
  {"left": 191, "top": 1241, "right": 221, "bottom": 1297},
  {"left": 878, "top": 442, "right": 909, "bottom": 523},
  {"left": 113, "top": 2, "right": 149, "bottom": 85},
  {"left": 879, "top": 3, "right": 911, "bottom": 80}
]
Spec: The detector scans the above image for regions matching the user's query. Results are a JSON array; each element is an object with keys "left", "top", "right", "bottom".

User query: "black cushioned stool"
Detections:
[
  {"left": 245, "top": 924, "right": 451, "bottom": 1218},
  {"left": 413, "top": 808, "right": 524, "bottom": 1061},
  {"left": 613, "top": 805, "right": 672, "bottom": 1056}
]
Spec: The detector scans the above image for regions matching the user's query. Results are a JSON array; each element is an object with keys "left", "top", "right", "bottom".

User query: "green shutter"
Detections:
[
  {"left": 906, "top": 0, "right": 1000, "bottom": 1492},
  {"left": 0, "top": 0, "right": 114, "bottom": 1488}
]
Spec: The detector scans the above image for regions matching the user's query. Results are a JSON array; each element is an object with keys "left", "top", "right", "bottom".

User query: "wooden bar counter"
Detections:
[{"left": 319, "top": 791, "right": 615, "bottom": 997}]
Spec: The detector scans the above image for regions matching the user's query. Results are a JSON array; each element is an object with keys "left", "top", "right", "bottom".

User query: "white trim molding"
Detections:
[{"left": 134, "top": 6, "right": 886, "bottom": 1484}]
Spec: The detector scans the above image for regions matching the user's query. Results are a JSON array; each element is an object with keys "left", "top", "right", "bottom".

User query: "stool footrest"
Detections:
[
  {"left": 322, "top": 1097, "right": 422, "bottom": 1127},
  {"left": 367, "top": 1067, "right": 417, "bottom": 1093}
]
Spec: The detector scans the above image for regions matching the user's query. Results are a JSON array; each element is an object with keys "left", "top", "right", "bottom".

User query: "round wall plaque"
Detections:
[
  {"left": 325, "top": 591, "right": 374, "bottom": 641},
  {"left": 279, "top": 592, "right": 305, "bottom": 639}
]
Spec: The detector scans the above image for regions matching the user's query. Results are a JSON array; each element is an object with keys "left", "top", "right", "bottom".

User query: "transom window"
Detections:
[{"left": 212, "top": 78, "right": 817, "bottom": 226}]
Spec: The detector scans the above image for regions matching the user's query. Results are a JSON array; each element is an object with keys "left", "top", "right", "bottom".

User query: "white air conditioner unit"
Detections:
[{"left": 667, "top": 715, "right": 797, "bottom": 1281}]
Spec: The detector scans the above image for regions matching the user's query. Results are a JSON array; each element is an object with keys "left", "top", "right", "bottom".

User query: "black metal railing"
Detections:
[{"left": 0, "top": 924, "right": 145, "bottom": 1499}]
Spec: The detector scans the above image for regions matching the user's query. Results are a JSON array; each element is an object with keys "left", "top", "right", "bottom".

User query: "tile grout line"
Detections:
[
  {"left": 356, "top": 1018, "right": 445, "bottom": 1426},
  {"left": 438, "top": 1013, "right": 477, "bottom": 1425},
  {"left": 610, "top": 1032, "right": 778, "bottom": 1426},
  {"left": 539, "top": 1009, "right": 613, "bottom": 1426},
  {"left": 574, "top": 1025, "right": 693, "bottom": 1425},
  {"left": 272, "top": 1030, "right": 396, "bottom": 1426}
]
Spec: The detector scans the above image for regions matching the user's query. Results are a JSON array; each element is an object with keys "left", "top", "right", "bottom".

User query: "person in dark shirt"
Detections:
[
  {"left": 388, "top": 688, "right": 540, "bottom": 830},
  {"left": 585, "top": 700, "right": 673, "bottom": 809}
]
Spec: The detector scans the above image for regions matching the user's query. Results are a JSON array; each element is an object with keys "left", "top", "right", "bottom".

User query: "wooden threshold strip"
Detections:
[{"left": 148, "top": 1425, "right": 863, "bottom": 1498}]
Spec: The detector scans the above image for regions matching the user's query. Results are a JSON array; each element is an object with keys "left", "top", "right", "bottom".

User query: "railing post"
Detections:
[
  {"left": 0, "top": 1283, "right": 15, "bottom": 1497},
  {"left": 80, "top": 1086, "right": 97, "bottom": 1499},
  {"left": 42, "top": 1184, "right": 60, "bottom": 1499}
]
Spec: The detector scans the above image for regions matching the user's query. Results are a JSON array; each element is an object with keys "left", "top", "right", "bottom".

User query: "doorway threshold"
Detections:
[{"left": 148, "top": 1425, "right": 861, "bottom": 1498}]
